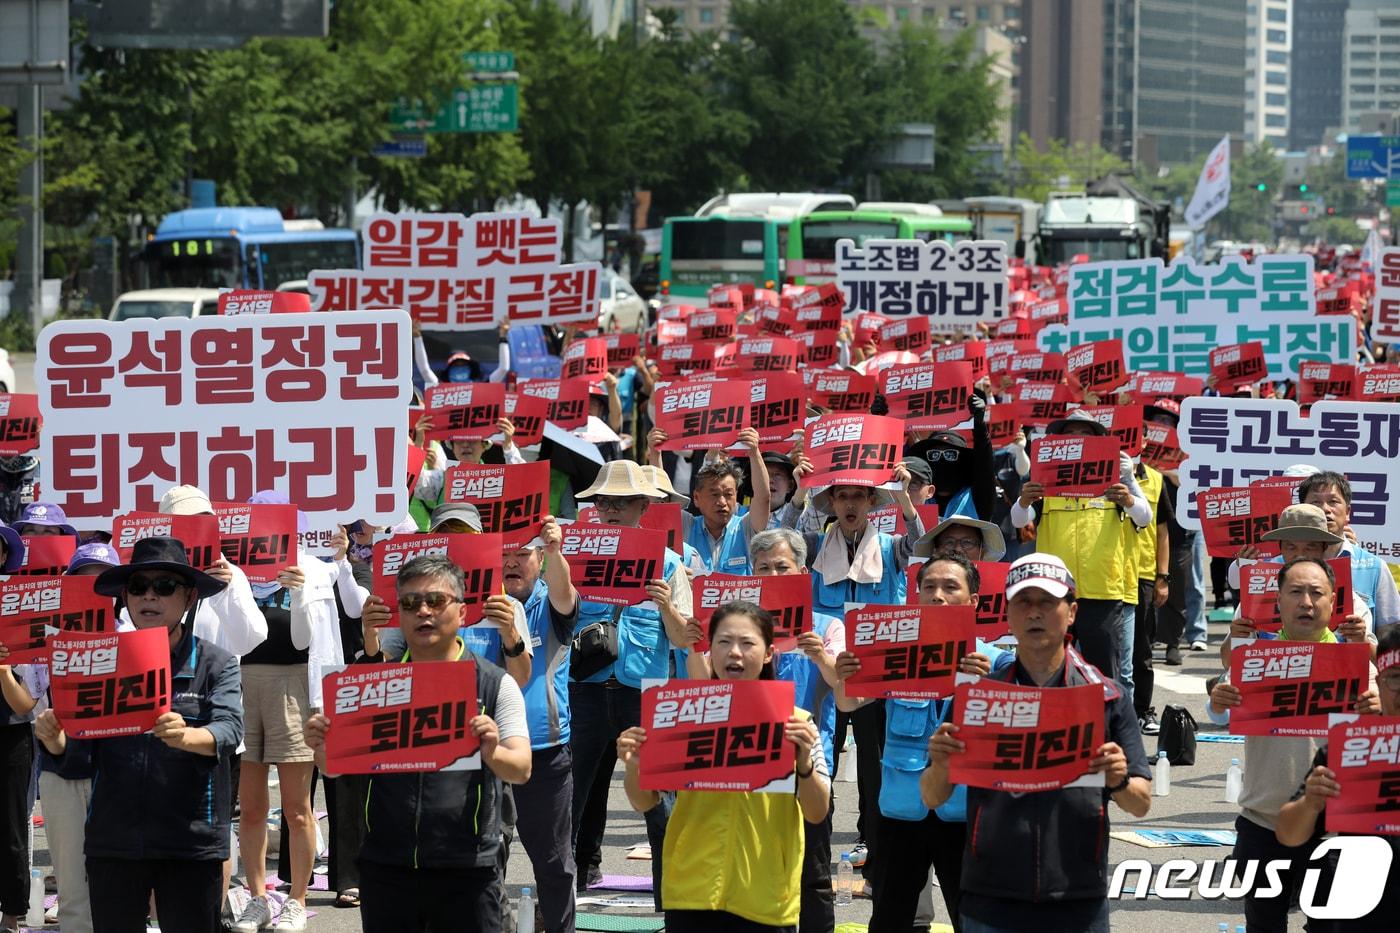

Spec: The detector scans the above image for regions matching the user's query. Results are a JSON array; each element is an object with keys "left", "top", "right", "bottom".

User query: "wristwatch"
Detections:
[
  {"left": 502, "top": 638, "right": 527, "bottom": 658},
  {"left": 1107, "top": 774, "right": 1131, "bottom": 794}
]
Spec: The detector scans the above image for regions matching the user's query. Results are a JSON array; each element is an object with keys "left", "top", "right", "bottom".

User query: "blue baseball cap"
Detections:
[
  {"left": 0, "top": 522, "right": 25, "bottom": 573},
  {"left": 67, "top": 541, "right": 122, "bottom": 574}
]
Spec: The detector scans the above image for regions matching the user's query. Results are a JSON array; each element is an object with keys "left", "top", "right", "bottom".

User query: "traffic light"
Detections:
[
  {"left": 1256, "top": 182, "right": 1268, "bottom": 192},
  {"left": 1299, "top": 182, "right": 1309, "bottom": 193},
  {"left": 1327, "top": 207, "right": 1337, "bottom": 215}
]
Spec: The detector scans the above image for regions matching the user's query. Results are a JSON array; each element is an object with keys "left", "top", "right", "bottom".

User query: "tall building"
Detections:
[
  {"left": 645, "top": 0, "right": 1021, "bottom": 32},
  {"left": 1289, "top": 0, "right": 1346, "bottom": 149},
  {"left": 1017, "top": 0, "right": 1104, "bottom": 149},
  {"left": 1341, "top": 0, "right": 1400, "bottom": 134},
  {"left": 1244, "top": 0, "right": 1292, "bottom": 147}
]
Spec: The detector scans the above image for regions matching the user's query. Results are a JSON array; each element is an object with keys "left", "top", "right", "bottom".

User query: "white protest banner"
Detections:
[
  {"left": 1373, "top": 247, "right": 1400, "bottom": 343},
  {"left": 309, "top": 211, "right": 601, "bottom": 331},
  {"left": 835, "top": 239, "right": 1007, "bottom": 332},
  {"left": 1039, "top": 255, "right": 1353, "bottom": 380},
  {"left": 37, "top": 311, "right": 412, "bottom": 530},
  {"left": 1184, "top": 135, "right": 1231, "bottom": 229},
  {"left": 1175, "top": 396, "right": 1400, "bottom": 561}
]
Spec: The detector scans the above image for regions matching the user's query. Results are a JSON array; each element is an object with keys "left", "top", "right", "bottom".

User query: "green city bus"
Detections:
[{"left": 786, "top": 206, "right": 974, "bottom": 286}]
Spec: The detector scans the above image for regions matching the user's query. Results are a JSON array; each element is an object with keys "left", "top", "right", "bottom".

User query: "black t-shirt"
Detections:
[{"left": 241, "top": 588, "right": 309, "bottom": 666}]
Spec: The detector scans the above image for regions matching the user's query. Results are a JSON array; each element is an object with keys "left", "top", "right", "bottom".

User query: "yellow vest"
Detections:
[
  {"left": 1037, "top": 496, "right": 1136, "bottom": 601},
  {"left": 661, "top": 708, "right": 811, "bottom": 927},
  {"left": 1135, "top": 465, "right": 1165, "bottom": 582}
]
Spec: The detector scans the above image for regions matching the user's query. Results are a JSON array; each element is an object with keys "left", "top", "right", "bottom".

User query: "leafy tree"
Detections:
[
  {"left": 1008, "top": 134, "right": 1131, "bottom": 204},
  {"left": 1212, "top": 142, "right": 1283, "bottom": 242}
]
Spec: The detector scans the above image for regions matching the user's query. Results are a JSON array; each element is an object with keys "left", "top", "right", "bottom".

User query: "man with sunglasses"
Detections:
[
  {"left": 307, "top": 554, "right": 531, "bottom": 933},
  {"left": 34, "top": 537, "right": 243, "bottom": 933}
]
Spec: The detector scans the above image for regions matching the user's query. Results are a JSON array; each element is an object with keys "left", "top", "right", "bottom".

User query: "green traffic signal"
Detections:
[
  {"left": 1256, "top": 182, "right": 1267, "bottom": 192},
  {"left": 1299, "top": 183, "right": 1309, "bottom": 193}
]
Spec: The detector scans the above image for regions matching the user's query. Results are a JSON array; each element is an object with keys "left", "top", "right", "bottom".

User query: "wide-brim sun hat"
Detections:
[
  {"left": 16, "top": 502, "right": 78, "bottom": 537},
  {"left": 641, "top": 466, "right": 689, "bottom": 506},
  {"left": 576, "top": 460, "right": 667, "bottom": 501},
  {"left": 1046, "top": 408, "right": 1109, "bottom": 437},
  {"left": 160, "top": 484, "right": 214, "bottom": 516},
  {"left": 1259, "top": 503, "right": 1342, "bottom": 544},
  {"left": 94, "top": 536, "right": 227, "bottom": 599},
  {"left": 913, "top": 516, "right": 1008, "bottom": 561},
  {"left": 811, "top": 484, "right": 895, "bottom": 514}
]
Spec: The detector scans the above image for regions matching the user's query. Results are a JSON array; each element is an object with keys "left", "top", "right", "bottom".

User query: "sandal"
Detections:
[{"left": 334, "top": 888, "right": 361, "bottom": 908}]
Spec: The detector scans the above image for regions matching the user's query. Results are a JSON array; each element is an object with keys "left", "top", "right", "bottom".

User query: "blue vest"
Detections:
[
  {"left": 573, "top": 547, "right": 684, "bottom": 688},
  {"left": 879, "top": 640, "right": 1012, "bottom": 823},
  {"left": 518, "top": 578, "right": 572, "bottom": 748},
  {"left": 686, "top": 512, "right": 751, "bottom": 575},
  {"left": 461, "top": 621, "right": 501, "bottom": 663},
  {"left": 811, "top": 531, "right": 904, "bottom": 614},
  {"left": 943, "top": 486, "right": 978, "bottom": 520},
  {"left": 774, "top": 611, "right": 840, "bottom": 765},
  {"left": 1346, "top": 544, "right": 1384, "bottom": 615}
]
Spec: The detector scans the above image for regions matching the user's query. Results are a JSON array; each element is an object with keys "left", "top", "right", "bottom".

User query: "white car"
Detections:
[
  {"left": 0, "top": 348, "right": 15, "bottom": 394},
  {"left": 599, "top": 274, "right": 646, "bottom": 332},
  {"left": 109, "top": 288, "right": 222, "bottom": 321}
]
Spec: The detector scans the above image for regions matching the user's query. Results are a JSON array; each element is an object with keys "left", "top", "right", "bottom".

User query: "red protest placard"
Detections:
[
  {"left": 1298, "top": 362, "right": 1356, "bottom": 405},
  {"left": 577, "top": 503, "right": 685, "bottom": 556},
  {"left": 1011, "top": 382, "right": 1075, "bottom": 426},
  {"left": 1066, "top": 340, "right": 1128, "bottom": 393},
  {"left": 708, "top": 286, "right": 744, "bottom": 312},
  {"left": 1238, "top": 557, "right": 1353, "bottom": 632},
  {"left": 444, "top": 461, "right": 550, "bottom": 550},
  {"left": 995, "top": 317, "right": 1033, "bottom": 338},
  {"left": 1030, "top": 435, "right": 1121, "bottom": 498},
  {"left": 1008, "top": 351, "right": 1066, "bottom": 385},
  {"left": 371, "top": 533, "right": 502, "bottom": 629},
  {"left": 503, "top": 390, "right": 548, "bottom": 447},
  {"left": 417, "top": 382, "right": 507, "bottom": 442},
  {"left": 16, "top": 535, "right": 77, "bottom": 577},
  {"left": 1124, "top": 371, "right": 1205, "bottom": 403},
  {"left": 808, "top": 370, "right": 875, "bottom": 413},
  {"left": 793, "top": 328, "right": 840, "bottom": 367},
  {"left": 854, "top": 312, "right": 889, "bottom": 347},
  {"left": 656, "top": 380, "right": 751, "bottom": 451},
  {"left": 1141, "top": 422, "right": 1186, "bottom": 472},
  {"left": 686, "top": 308, "right": 739, "bottom": 342},
  {"left": 519, "top": 378, "right": 590, "bottom": 431},
  {"left": 111, "top": 513, "right": 221, "bottom": 570},
  {"left": 1210, "top": 341, "right": 1268, "bottom": 393},
  {"left": 881, "top": 362, "right": 974, "bottom": 432},
  {"left": 1026, "top": 297, "right": 1068, "bottom": 328},
  {"left": 1356, "top": 364, "right": 1400, "bottom": 402},
  {"left": 1197, "top": 484, "right": 1295, "bottom": 559},
  {"left": 217, "top": 290, "right": 308, "bottom": 315},
  {"left": 406, "top": 443, "right": 428, "bottom": 498},
  {"left": 748, "top": 373, "right": 807, "bottom": 445},
  {"left": 654, "top": 319, "right": 688, "bottom": 346},
  {"left": 932, "top": 341, "right": 987, "bottom": 381},
  {"left": 690, "top": 574, "right": 812, "bottom": 653},
  {"left": 656, "top": 340, "right": 727, "bottom": 378},
  {"left": 949, "top": 681, "right": 1104, "bottom": 792},
  {"left": 866, "top": 503, "right": 939, "bottom": 538},
  {"left": 561, "top": 524, "right": 667, "bottom": 606},
  {"left": 561, "top": 337, "right": 610, "bottom": 381},
  {"left": 0, "top": 575, "right": 115, "bottom": 665},
  {"left": 1229, "top": 641, "right": 1369, "bottom": 737},
  {"left": 878, "top": 317, "right": 931, "bottom": 356},
  {"left": 974, "top": 561, "right": 1011, "bottom": 640},
  {"left": 844, "top": 604, "right": 977, "bottom": 700},
  {"left": 50, "top": 628, "right": 171, "bottom": 739},
  {"left": 801, "top": 413, "right": 904, "bottom": 489},
  {"left": 1327, "top": 719, "right": 1400, "bottom": 835},
  {"left": 639, "top": 679, "right": 796, "bottom": 792},
  {"left": 756, "top": 302, "right": 798, "bottom": 336},
  {"left": 0, "top": 394, "right": 41, "bottom": 457},
  {"left": 603, "top": 333, "right": 641, "bottom": 370},
  {"left": 210, "top": 503, "right": 298, "bottom": 585},
  {"left": 1074, "top": 405, "right": 1143, "bottom": 458},
  {"left": 726, "top": 335, "right": 802, "bottom": 374},
  {"left": 789, "top": 283, "right": 844, "bottom": 332},
  {"left": 323, "top": 662, "right": 481, "bottom": 774}
]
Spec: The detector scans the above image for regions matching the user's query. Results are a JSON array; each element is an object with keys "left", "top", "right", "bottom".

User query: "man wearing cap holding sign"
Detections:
[
  {"left": 923, "top": 553, "right": 1151, "bottom": 933},
  {"left": 34, "top": 538, "right": 243, "bottom": 933}
]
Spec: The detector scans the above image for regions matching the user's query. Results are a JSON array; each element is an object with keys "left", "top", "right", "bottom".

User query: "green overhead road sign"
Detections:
[
  {"left": 389, "top": 83, "right": 519, "bottom": 134},
  {"left": 463, "top": 51, "right": 515, "bottom": 72}
]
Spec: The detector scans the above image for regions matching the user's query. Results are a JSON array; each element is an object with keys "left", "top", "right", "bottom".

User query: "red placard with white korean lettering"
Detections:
[
  {"left": 561, "top": 524, "right": 667, "bottom": 606},
  {"left": 748, "top": 373, "right": 807, "bottom": 446},
  {"left": 576, "top": 503, "right": 685, "bottom": 556},
  {"left": 726, "top": 335, "right": 802, "bottom": 374},
  {"left": 808, "top": 371, "right": 875, "bottom": 413},
  {"left": 417, "top": 383, "right": 506, "bottom": 442},
  {"left": 789, "top": 283, "right": 844, "bottom": 332},
  {"left": 0, "top": 394, "right": 41, "bottom": 457},
  {"left": 323, "top": 662, "right": 480, "bottom": 774},
  {"left": 1026, "top": 297, "right": 1068, "bottom": 328},
  {"left": 1125, "top": 371, "right": 1205, "bottom": 403},
  {"left": 1197, "top": 484, "right": 1295, "bottom": 559},
  {"left": 443, "top": 461, "right": 550, "bottom": 550},
  {"left": 866, "top": 503, "right": 939, "bottom": 538},
  {"left": 1229, "top": 641, "right": 1369, "bottom": 737},
  {"left": 973, "top": 561, "right": 1011, "bottom": 640},
  {"left": 16, "top": 535, "right": 77, "bottom": 578},
  {"left": 881, "top": 362, "right": 974, "bottom": 432},
  {"left": 1356, "top": 364, "right": 1400, "bottom": 402},
  {"left": 656, "top": 380, "right": 751, "bottom": 451},
  {"left": 49, "top": 627, "right": 171, "bottom": 739},
  {"left": 1238, "top": 557, "right": 1352, "bottom": 633},
  {"left": 1140, "top": 422, "right": 1186, "bottom": 471},
  {"left": 1066, "top": 340, "right": 1127, "bottom": 393},
  {"left": 1008, "top": 351, "right": 1066, "bottom": 385},
  {"left": 843, "top": 604, "right": 977, "bottom": 700},
  {"left": 1298, "top": 361, "right": 1356, "bottom": 406},
  {"left": 801, "top": 413, "right": 904, "bottom": 489},
  {"left": 1011, "top": 382, "right": 1075, "bottom": 426},
  {"left": 111, "top": 512, "right": 221, "bottom": 570},
  {"left": 519, "top": 378, "right": 590, "bottom": 431},
  {"left": 690, "top": 573, "right": 812, "bottom": 653},
  {"left": 217, "top": 290, "right": 308, "bottom": 315},
  {"left": 708, "top": 286, "right": 744, "bottom": 312},
  {"left": 756, "top": 302, "right": 798, "bottom": 336},
  {"left": 686, "top": 308, "right": 738, "bottom": 343},
  {"left": 603, "top": 333, "right": 641, "bottom": 370},
  {"left": 655, "top": 340, "right": 727, "bottom": 378},
  {"left": 1029, "top": 436, "right": 1121, "bottom": 498},
  {"left": 639, "top": 679, "right": 796, "bottom": 792},
  {"left": 932, "top": 340, "right": 987, "bottom": 380},
  {"left": 1074, "top": 405, "right": 1143, "bottom": 458},
  {"left": 1210, "top": 341, "right": 1268, "bottom": 393},
  {"left": 371, "top": 533, "right": 502, "bottom": 628},
  {"left": 503, "top": 390, "right": 548, "bottom": 447},
  {"left": 878, "top": 317, "right": 931, "bottom": 356},
  {"left": 1327, "top": 719, "right": 1400, "bottom": 835},
  {"left": 949, "top": 681, "right": 1104, "bottom": 792},
  {"left": 793, "top": 328, "right": 839, "bottom": 367},
  {"left": 210, "top": 502, "right": 298, "bottom": 584},
  {"left": 562, "top": 337, "right": 609, "bottom": 381},
  {"left": 0, "top": 575, "right": 115, "bottom": 665}
]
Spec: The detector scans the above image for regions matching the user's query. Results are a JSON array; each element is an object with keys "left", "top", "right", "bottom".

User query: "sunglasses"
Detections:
[
  {"left": 397, "top": 591, "right": 462, "bottom": 612},
  {"left": 926, "top": 449, "right": 961, "bottom": 461},
  {"left": 126, "top": 576, "right": 190, "bottom": 598}
]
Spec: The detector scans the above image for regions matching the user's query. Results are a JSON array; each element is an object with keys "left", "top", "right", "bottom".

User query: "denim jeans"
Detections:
[
  {"left": 1115, "top": 600, "right": 1136, "bottom": 710},
  {"left": 1184, "top": 530, "right": 1208, "bottom": 644},
  {"left": 569, "top": 680, "right": 672, "bottom": 909}
]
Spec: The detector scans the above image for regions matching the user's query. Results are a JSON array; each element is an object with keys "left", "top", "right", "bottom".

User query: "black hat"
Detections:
[
  {"left": 94, "top": 537, "right": 227, "bottom": 599},
  {"left": 762, "top": 451, "right": 796, "bottom": 475},
  {"left": 905, "top": 456, "right": 934, "bottom": 487}
]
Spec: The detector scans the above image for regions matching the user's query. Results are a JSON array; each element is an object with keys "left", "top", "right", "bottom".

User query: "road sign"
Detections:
[
  {"left": 388, "top": 83, "right": 518, "bottom": 134},
  {"left": 463, "top": 51, "right": 514, "bottom": 73},
  {"left": 372, "top": 136, "right": 428, "bottom": 158},
  {"left": 1388, "top": 180, "right": 1400, "bottom": 209},
  {"left": 1346, "top": 135, "right": 1400, "bottom": 179}
]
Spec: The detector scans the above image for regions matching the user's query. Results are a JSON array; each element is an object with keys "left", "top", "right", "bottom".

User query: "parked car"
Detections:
[
  {"left": 109, "top": 288, "right": 222, "bottom": 321},
  {"left": 599, "top": 273, "right": 646, "bottom": 332}
]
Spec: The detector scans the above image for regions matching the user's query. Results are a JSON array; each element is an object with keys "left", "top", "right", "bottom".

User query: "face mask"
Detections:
[
  {"left": 447, "top": 364, "right": 474, "bottom": 383},
  {"left": 250, "top": 581, "right": 281, "bottom": 600}
]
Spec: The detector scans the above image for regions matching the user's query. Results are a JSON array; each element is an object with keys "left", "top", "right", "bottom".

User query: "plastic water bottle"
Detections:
[
  {"left": 1225, "top": 758, "right": 1244, "bottom": 804},
  {"left": 839, "top": 737, "right": 858, "bottom": 783},
  {"left": 26, "top": 869, "right": 44, "bottom": 926},
  {"left": 517, "top": 886, "right": 535, "bottom": 933},
  {"left": 1217, "top": 924, "right": 1228, "bottom": 933},
  {"left": 1153, "top": 750, "right": 1171, "bottom": 796},
  {"left": 1236, "top": 926, "right": 1246, "bottom": 933},
  {"left": 835, "top": 853, "right": 854, "bottom": 906}
]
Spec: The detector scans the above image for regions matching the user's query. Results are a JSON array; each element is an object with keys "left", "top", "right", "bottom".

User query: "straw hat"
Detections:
[
  {"left": 810, "top": 484, "right": 895, "bottom": 514},
  {"left": 577, "top": 460, "right": 667, "bottom": 501},
  {"left": 641, "top": 466, "right": 689, "bottom": 505},
  {"left": 913, "top": 516, "right": 1008, "bottom": 560}
]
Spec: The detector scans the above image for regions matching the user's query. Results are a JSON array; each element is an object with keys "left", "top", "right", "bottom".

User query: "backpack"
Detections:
[{"left": 1157, "top": 704, "right": 1197, "bottom": 766}]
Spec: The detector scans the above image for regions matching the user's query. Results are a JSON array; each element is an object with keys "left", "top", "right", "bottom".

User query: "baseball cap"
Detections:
[
  {"left": 16, "top": 502, "right": 78, "bottom": 537},
  {"left": 904, "top": 457, "right": 933, "bottom": 488},
  {"left": 160, "top": 484, "right": 214, "bottom": 516},
  {"left": 429, "top": 502, "right": 483, "bottom": 533},
  {"left": 1004, "top": 553, "right": 1076, "bottom": 601},
  {"left": 68, "top": 541, "right": 121, "bottom": 574}
]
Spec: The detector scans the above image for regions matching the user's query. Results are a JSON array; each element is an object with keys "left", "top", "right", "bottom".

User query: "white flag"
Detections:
[
  {"left": 1185, "top": 136, "right": 1232, "bottom": 230},
  {"left": 1362, "top": 227, "right": 1381, "bottom": 268}
]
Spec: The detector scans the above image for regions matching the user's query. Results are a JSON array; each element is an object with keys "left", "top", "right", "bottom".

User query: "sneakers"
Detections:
[
  {"left": 232, "top": 896, "right": 272, "bottom": 933},
  {"left": 274, "top": 897, "right": 307, "bottom": 931},
  {"left": 850, "top": 840, "right": 868, "bottom": 868},
  {"left": 1139, "top": 707, "right": 1160, "bottom": 735},
  {"left": 576, "top": 863, "right": 603, "bottom": 894},
  {"left": 1190, "top": 640, "right": 1209, "bottom": 651},
  {"left": 1164, "top": 644, "right": 1182, "bottom": 666}
]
